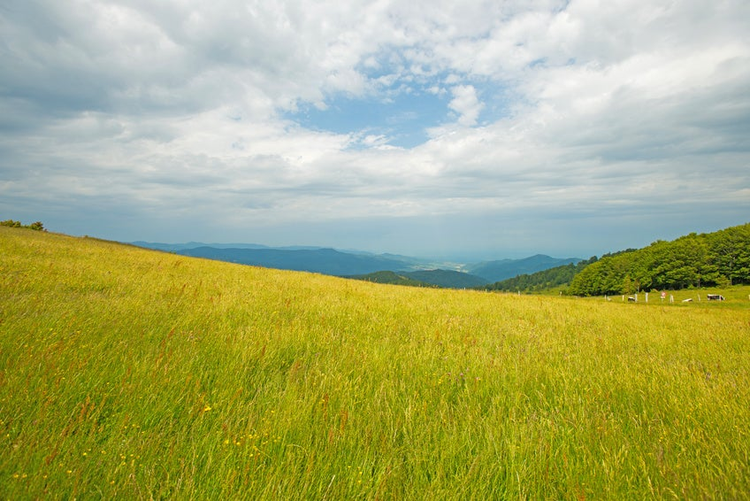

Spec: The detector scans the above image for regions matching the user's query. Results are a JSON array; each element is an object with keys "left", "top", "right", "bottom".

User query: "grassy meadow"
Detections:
[{"left": 1, "top": 227, "right": 749, "bottom": 499}]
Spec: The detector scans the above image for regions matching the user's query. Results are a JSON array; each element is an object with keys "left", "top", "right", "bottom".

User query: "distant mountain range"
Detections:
[
  {"left": 175, "top": 247, "right": 413, "bottom": 277},
  {"left": 131, "top": 241, "right": 581, "bottom": 288},
  {"left": 130, "top": 241, "right": 318, "bottom": 252},
  {"left": 466, "top": 254, "right": 582, "bottom": 283}
]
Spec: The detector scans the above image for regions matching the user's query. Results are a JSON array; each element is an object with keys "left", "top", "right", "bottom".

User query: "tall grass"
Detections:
[{"left": 2, "top": 227, "right": 749, "bottom": 499}]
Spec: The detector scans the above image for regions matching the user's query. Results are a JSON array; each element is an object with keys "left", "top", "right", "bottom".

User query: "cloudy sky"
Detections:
[{"left": 1, "top": 0, "right": 748, "bottom": 260}]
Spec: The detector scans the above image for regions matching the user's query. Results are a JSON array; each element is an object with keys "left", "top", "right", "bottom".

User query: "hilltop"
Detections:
[
  {"left": 483, "top": 256, "right": 598, "bottom": 294},
  {"left": 466, "top": 254, "right": 581, "bottom": 283},
  {"left": 483, "top": 223, "right": 750, "bottom": 295},
  {"left": 2, "top": 227, "right": 749, "bottom": 499},
  {"left": 568, "top": 223, "right": 750, "bottom": 296}
]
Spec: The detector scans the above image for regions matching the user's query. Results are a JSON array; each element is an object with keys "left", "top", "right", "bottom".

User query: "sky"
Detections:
[{"left": 1, "top": 0, "right": 749, "bottom": 261}]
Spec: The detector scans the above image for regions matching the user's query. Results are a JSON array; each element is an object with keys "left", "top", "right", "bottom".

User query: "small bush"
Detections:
[
  {"left": 1, "top": 219, "right": 46, "bottom": 231},
  {"left": 0, "top": 219, "right": 22, "bottom": 228}
]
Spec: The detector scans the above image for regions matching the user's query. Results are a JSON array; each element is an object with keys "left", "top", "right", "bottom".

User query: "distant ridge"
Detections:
[
  {"left": 348, "top": 269, "right": 489, "bottom": 288},
  {"left": 131, "top": 241, "right": 315, "bottom": 252},
  {"left": 173, "top": 246, "right": 413, "bottom": 277},
  {"left": 345, "top": 271, "right": 433, "bottom": 288},
  {"left": 132, "top": 241, "right": 583, "bottom": 286},
  {"left": 466, "top": 254, "right": 582, "bottom": 283},
  {"left": 483, "top": 258, "right": 597, "bottom": 293}
]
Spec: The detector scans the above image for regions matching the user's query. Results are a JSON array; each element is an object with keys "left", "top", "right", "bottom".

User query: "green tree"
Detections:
[
  {"left": 0, "top": 219, "right": 46, "bottom": 231},
  {"left": 567, "top": 223, "right": 750, "bottom": 295},
  {"left": 0, "top": 219, "right": 22, "bottom": 228}
]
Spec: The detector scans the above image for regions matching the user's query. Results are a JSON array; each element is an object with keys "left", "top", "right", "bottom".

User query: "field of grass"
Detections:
[
  {"left": 576, "top": 287, "right": 750, "bottom": 309},
  {"left": 2, "top": 227, "right": 749, "bottom": 499}
]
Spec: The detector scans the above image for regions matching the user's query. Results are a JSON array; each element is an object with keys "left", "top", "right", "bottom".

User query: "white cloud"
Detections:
[
  {"left": 448, "top": 85, "right": 484, "bottom": 126},
  {"left": 1, "top": 0, "right": 749, "bottom": 257}
]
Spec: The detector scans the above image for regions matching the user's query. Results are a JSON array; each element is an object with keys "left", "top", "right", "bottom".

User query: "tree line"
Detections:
[
  {"left": 482, "top": 223, "right": 749, "bottom": 296},
  {"left": 567, "top": 223, "right": 750, "bottom": 296},
  {"left": 1, "top": 219, "right": 45, "bottom": 231},
  {"left": 482, "top": 257, "right": 597, "bottom": 293}
]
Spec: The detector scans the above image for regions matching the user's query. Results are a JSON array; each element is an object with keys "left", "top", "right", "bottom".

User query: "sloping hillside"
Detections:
[
  {"left": 568, "top": 223, "right": 750, "bottom": 296},
  {"left": 2, "top": 227, "right": 749, "bottom": 499}
]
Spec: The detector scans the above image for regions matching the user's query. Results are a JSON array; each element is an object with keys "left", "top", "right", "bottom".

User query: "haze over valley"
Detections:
[{"left": 133, "top": 240, "right": 583, "bottom": 286}]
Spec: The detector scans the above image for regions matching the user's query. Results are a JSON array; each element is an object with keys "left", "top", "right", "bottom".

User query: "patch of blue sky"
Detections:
[
  {"left": 287, "top": 78, "right": 514, "bottom": 149},
  {"left": 286, "top": 88, "right": 449, "bottom": 149}
]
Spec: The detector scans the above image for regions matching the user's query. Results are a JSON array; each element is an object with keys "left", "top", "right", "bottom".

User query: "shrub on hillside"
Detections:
[
  {"left": 1, "top": 219, "right": 45, "bottom": 231},
  {"left": 1, "top": 219, "right": 22, "bottom": 228}
]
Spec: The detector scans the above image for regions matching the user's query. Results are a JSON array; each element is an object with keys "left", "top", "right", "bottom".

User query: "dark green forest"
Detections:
[
  {"left": 567, "top": 223, "right": 750, "bottom": 296},
  {"left": 482, "top": 223, "right": 749, "bottom": 296},
  {"left": 347, "top": 270, "right": 434, "bottom": 287},
  {"left": 482, "top": 257, "right": 597, "bottom": 293}
]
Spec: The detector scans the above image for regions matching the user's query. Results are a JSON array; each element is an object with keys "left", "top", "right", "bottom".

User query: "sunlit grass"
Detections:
[{"left": 2, "top": 227, "right": 749, "bottom": 499}]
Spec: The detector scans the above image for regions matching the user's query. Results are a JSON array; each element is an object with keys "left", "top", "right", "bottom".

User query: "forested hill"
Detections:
[
  {"left": 466, "top": 254, "right": 581, "bottom": 283},
  {"left": 482, "top": 257, "right": 598, "bottom": 293},
  {"left": 348, "top": 269, "right": 488, "bottom": 288},
  {"left": 568, "top": 223, "right": 750, "bottom": 296}
]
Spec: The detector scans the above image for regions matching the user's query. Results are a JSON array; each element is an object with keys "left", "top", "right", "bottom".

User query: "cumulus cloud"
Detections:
[
  {"left": 448, "top": 85, "right": 484, "bottom": 126},
  {"left": 1, "top": 0, "right": 749, "bottom": 257}
]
